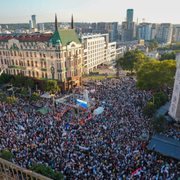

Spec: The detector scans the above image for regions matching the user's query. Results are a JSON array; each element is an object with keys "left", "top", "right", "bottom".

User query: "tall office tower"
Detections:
[
  {"left": 92, "top": 23, "right": 97, "bottom": 29},
  {"left": 150, "top": 23, "right": 159, "bottom": 40},
  {"left": 176, "top": 27, "right": 180, "bottom": 42},
  {"left": 127, "top": 9, "right": 134, "bottom": 22},
  {"left": 156, "top": 23, "right": 173, "bottom": 44},
  {"left": 29, "top": 20, "right": 32, "bottom": 32},
  {"left": 113, "top": 22, "right": 118, "bottom": 41},
  {"left": 39, "top": 23, "right": 44, "bottom": 31},
  {"left": 31, "top": 15, "right": 37, "bottom": 29},
  {"left": 137, "top": 23, "right": 152, "bottom": 40},
  {"left": 121, "top": 21, "right": 136, "bottom": 42}
]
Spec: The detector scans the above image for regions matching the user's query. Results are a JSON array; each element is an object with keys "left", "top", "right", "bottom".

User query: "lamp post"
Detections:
[{"left": 50, "top": 62, "right": 55, "bottom": 79}]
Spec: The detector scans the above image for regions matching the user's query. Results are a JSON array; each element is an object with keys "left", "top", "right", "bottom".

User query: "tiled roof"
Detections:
[
  {"left": 0, "top": 34, "right": 53, "bottom": 42},
  {"left": 51, "top": 29, "right": 81, "bottom": 46}
]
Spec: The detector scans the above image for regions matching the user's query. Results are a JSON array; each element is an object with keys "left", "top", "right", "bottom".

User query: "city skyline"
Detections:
[{"left": 0, "top": 0, "right": 180, "bottom": 24}]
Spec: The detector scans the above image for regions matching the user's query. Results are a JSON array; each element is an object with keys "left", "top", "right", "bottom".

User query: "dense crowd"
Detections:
[{"left": 0, "top": 77, "right": 180, "bottom": 180}]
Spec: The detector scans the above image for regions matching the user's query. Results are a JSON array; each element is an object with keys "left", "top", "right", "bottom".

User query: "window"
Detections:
[
  {"left": 34, "top": 52, "right": 37, "bottom": 57},
  {"left": 21, "top": 45, "right": 23, "bottom": 49},
  {"left": 1, "top": 59, "right": 3, "bottom": 64},
  {"left": 43, "top": 53, "right": 46, "bottom": 58},
  {"left": 27, "top": 61, "right": 30, "bottom": 66},
  {"left": 4, "top": 59, "right": 6, "bottom": 65},
  {"left": 176, "top": 85, "right": 179, "bottom": 91},
  {"left": 12, "top": 60, "right": 14, "bottom": 65},
  {"left": 6, "top": 45, "right": 8, "bottom": 49},
  {"left": 50, "top": 44, "right": 52, "bottom": 49},
  {"left": 45, "top": 72, "right": 47, "bottom": 78},
  {"left": 44, "top": 62, "right": 46, "bottom": 68},
  {"left": 40, "top": 53, "right": 42, "bottom": 58},
  {"left": 65, "top": 72, "right": 67, "bottom": 78},
  {"left": 32, "top": 71, "right": 35, "bottom": 77},
  {"left": 42, "top": 72, "right": 44, "bottom": 78},
  {"left": 64, "top": 52, "right": 66, "bottom": 58},
  {"left": 173, "top": 96, "right": 177, "bottom": 102},
  {"left": 50, "top": 53, "right": 53, "bottom": 59},
  {"left": 35, "top": 61, "right": 38, "bottom": 67},
  {"left": 36, "top": 71, "right": 39, "bottom": 77},
  {"left": 26, "top": 52, "right": 28, "bottom": 57},
  {"left": 29, "top": 44, "right": 31, "bottom": 49},
  {"left": 172, "top": 106, "right": 175, "bottom": 112},
  {"left": 29, "top": 71, "right": 31, "bottom": 77},
  {"left": 65, "top": 61, "right": 67, "bottom": 68},
  {"left": 41, "top": 62, "right": 43, "bottom": 68},
  {"left": 14, "top": 51, "right": 16, "bottom": 56},
  {"left": 30, "top": 52, "right": 33, "bottom": 57},
  {"left": 31, "top": 61, "right": 34, "bottom": 67}
]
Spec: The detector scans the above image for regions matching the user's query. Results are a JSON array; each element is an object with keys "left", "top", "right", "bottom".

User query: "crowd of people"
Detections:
[{"left": 0, "top": 77, "right": 180, "bottom": 180}]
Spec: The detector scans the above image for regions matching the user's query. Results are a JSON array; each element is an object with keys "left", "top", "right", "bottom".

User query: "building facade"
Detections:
[
  {"left": 156, "top": 23, "right": 173, "bottom": 44},
  {"left": 0, "top": 15, "right": 84, "bottom": 92},
  {"left": 39, "top": 23, "right": 44, "bottom": 32},
  {"left": 137, "top": 23, "right": 152, "bottom": 41},
  {"left": 121, "top": 21, "right": 136, "bottom": 42},
  {"left": 79, "top": 33, "right": 125, "bottom": 74},
  {"left": 169, "top": 54, "right": 180, "bottom": 122},
  {"left": 127, "top": 9, "right": 134, "bottom": 22}
]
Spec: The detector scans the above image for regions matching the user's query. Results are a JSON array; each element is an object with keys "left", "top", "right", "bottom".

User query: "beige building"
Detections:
[
  {"left": 79, "top": 33, "right": 125, "bottom": 73},
  {"left": 0, "top": 15, "right": 84, "bottom": 92}
]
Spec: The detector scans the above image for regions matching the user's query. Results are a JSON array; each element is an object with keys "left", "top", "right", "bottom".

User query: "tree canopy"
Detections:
[
  {"left": 13, "top": 73, "right": 25, "bottom": 87},
  {"left": 160, "top": 51, "right": 176, "bottom": 61},
  {"left": 30, "top": 164, "right": 64, "bottom": 180},
  {"left": 148, "top": 41, "right": 159, "bottom": 51},
  {"left": 157, "top": 42, "right": 180, "bottom": 51},
  {"left": 25, "top": 78, "right": 34, "bottom": 89},
  {"left": 151, "top": 114, "right": 166, "bottom": 134},
  {"left": 0, "top": 73, "right": 11, "bottom": 85},
  {"left": 142, "top": 102, "right": 157, "bottom": 118},
  {"left": 136, "top": 59, "right": 177, "bottom": 90},
  {"left": 0, "top": 150, "right": 13, "bottom": 162},
  {"left": 43, "top": 80, "right": 60, "bottom": 94},
  {"left": 117, "top": 50, "right": 151, "bottom": 73}
]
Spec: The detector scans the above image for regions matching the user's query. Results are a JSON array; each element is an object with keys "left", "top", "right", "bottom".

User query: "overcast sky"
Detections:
[{"left": 0, "top": 0, "right": 179, "bottom": 24}]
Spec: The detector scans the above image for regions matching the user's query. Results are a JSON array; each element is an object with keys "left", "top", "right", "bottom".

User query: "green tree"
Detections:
[
  {"left": 43, "top": 80, "right": 60, "bottom": 94},
  {"left": 149, "top": 96, "right": 161, "bottom": 109},
  {"left": 0, "top": 150, "right": 13, "bottom": 162},
  {"left": 160, "top": 51, "right": 176, "bottom": 61},
  {"left": 6, "top": 97, "right": 18, "bottom": 104},
  {"left": 153, "top": 41, "right": 159, "bottom": 48},
  {"left": 117, "top": 50, "right": 149, "bottom": 73},
  {"left": 14, "top": 73, "right": 25, "bottom": 87},
  {"left": 151, "top": 114, "right": 166, "bottom": 134},
  {"left": 21, "top": 88, "right": 28, "bottom": 97},
  {"left": 25, "top": 78, "right": 34, "bottom": 89},
  {"left": 30, "top": 92, "right": 40, "bottom": 101},
  {"left": 0, "top": 93, "right": 6, "bottom": 102},
  {"left": 30, "top": 164, "right": 64, "bottom": 180},
  {"left": 150, "top": 92, "right": 169, "bottom": 106},
  {"left": 148, "top": 43, "right": 155, "bottom": 52},
  {"left": 142, "top": 102, "right": 157, "bottom": 118},
  {"left": 0, "top": 73, "right": 11, "bottom": 85},
  {"left": 136, "top": 59, "right": 177, "bottom": 90}
]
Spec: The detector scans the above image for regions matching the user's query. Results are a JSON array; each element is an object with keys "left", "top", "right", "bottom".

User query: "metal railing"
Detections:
[{"left": 0, "top": 158, "right": 52, "bottom": 180}]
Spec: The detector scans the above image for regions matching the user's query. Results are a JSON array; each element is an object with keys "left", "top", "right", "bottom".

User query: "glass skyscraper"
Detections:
[{"left": 127, "top": 9, "right": 134, "bottom": 22}]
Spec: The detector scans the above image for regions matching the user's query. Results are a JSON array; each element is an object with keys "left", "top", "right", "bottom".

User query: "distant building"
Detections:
[
  {"left": 150, "top": 23, "right": 160, "bottom": 40},
  {"left": 156, "top": 23, "right": 173, "bottom": 44},
  {"left": 79, "top": 33, "right": 125, "bottom": 74},
  {"left": 145, "top": 51, "right": 159, "bottom": 59},
  {"left": 92, "top": 23, "right": 97, "bottom": 30},
  {"left": 137, "top": 23, "right": 152, "bottom": 41},
  {"left": 121, "top": 21, "right": 136, "bottom": 42},
  {"left": 173, "top": 27, "right": 180, "bottom": 42},
  {"left": 29, "top": 20, "right": 32, "bottom": 32},
  {"left": 5, "top": 25, "right": 8, "bottom": 29},
  {"left": 0, "top": 25, "right": 2, "bottom": 29},
  {"left": 39, "top": 23, "right": 44, "bottom": 32},
  {"left": 31, "top": 15, "right": 37, "bottom": 29},
  {"left": 127, "top": 9, "right": 134, "bottom": 22}
]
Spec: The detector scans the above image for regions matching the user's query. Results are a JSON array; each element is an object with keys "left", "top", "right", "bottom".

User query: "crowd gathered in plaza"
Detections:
[{"left": 0, "top": 77, "right": 180, "bottom": 180}]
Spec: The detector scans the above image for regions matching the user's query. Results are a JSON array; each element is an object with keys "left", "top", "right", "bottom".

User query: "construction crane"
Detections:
[{"left": 0, "top": 67, "right": 5, "bottom": 76}]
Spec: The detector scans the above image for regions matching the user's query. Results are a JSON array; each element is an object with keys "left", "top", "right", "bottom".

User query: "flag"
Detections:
[{"left": 132, "top": 168, "right": 144, "bottom": 177}]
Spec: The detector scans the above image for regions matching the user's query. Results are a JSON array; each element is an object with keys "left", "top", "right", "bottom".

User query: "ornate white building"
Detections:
[{"left": 169, "top": 53, "right": 180, "bottom": 122}]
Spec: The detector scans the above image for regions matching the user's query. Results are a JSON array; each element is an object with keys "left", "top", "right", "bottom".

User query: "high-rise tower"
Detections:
[
  {"left": 127, "top": 9, "right": 134, "bottom": 22},
  {"left": 71, "top": 14, "right": 75, "bottom": 29},
  {"left": 55, "top": 14, "right": 58, "bottom": 31}
]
